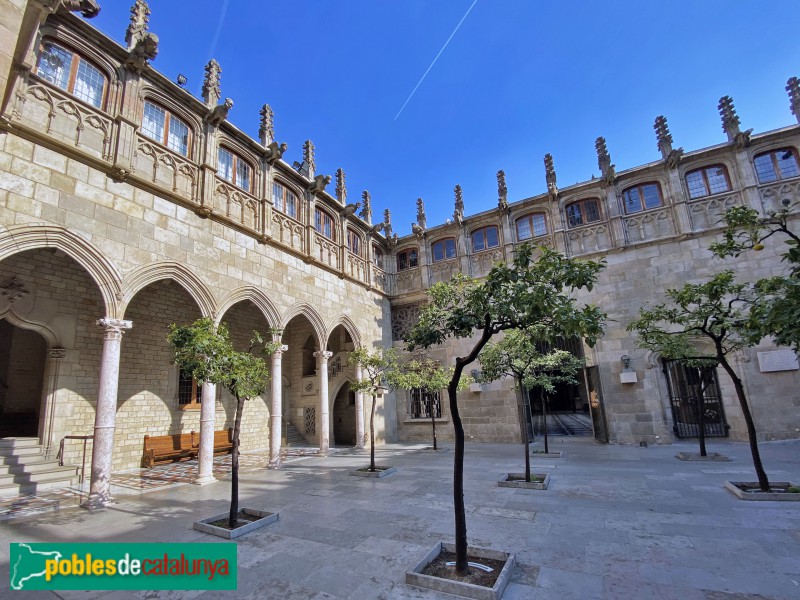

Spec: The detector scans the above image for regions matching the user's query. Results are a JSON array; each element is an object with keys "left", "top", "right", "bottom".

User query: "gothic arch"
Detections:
[
  {"left": 217, "top": 286, "right": 280, "bottom": 328},
  {"left": 120, "top": 262, "right": 215, "bottom": 318},
  {"left": 326, "top": 315, "right": 362, "bottom": 350},
  {"left": 0, "top": 224, "right": 121, "bottom": 316},
  {"left": 281, "top": 303, "right": 326, "bottom": 347}
]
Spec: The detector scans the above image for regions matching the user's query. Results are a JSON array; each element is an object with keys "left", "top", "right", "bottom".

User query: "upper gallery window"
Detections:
[
  {"left": 565, "top": 199, "right": 601, "bottom": 228},
  {"left": 315, "top": 207, "right": 335, "bottom": 240},
  {"left": 347, "top": 229, "right": 361, "bottom": 256},
  {"left": 272, "top": 182, "right": 298, "bottom": 219},
  {"left": 754, "top": 148, "right": 800, "bottom": 184},
  {"left": 516, "top": 213, "right": 548, "bottom": 239},
  {"left": 141, "top": 101, "right": 190, "bottom": 156},
  {"left": 396, "top": 248, "right": 418, "bottom": 271},
  {"left": 177, "top": 369, "right": 202, "bottom": 410},
  {"left": 217, "top": 147, "right": 252, "bottom": 192},
  {"left": 685, "top": 165, "right": 731, "bottom": 199},
  {"left": 372, "top": 244, "right": 384, "bottom": 269},
  {"left": 431, "top": 238, "right": 456, "bottom": 262},
  {"left": 36, "top": 41, "right": 106, "bottom": 109},
  {"left": 471, "top": 226, "right": 500, "bottom": 252},
  {"left": 622, "top": 182, "right": 663, "bottom": 214}
]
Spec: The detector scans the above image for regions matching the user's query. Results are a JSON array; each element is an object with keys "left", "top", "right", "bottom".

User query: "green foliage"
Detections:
[
  {"left": 406, "top": 244, "right": 606, "bottom": 353},
  {"left": 710, "top": 202, "right": 800, "bottom": 352},
  {"left": 347, "top": 347, "right": 403, "bottom": 395},
  {"left": 167, "top": 317, "right": 279, "bottom": 401},
  {"left": 627, "top": 271, "right": 758, "bottom": 359},
  {"left": 392, "top": 357, "right": 470, "bottom": 394},
  {"left": 478, "top": 330, "right": 584, "bottom": 394}
]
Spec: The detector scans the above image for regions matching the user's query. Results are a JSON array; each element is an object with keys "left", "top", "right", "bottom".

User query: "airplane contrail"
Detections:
[
  {"left": 393, "top": 0, "right": 480, "bottom": 121},
  {"left": 207, "top": 0, "right": 231, "bottom": 64}
]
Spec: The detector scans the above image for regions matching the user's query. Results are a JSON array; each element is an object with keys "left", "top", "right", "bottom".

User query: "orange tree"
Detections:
[
  {"left": 405, "top": 243, "right": 605, "bottom": 574},
  {"left": 168, "top": 318, "right": 280, "bottom": 528}
]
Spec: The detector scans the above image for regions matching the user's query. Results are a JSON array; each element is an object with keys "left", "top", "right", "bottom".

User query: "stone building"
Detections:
[{"left": 0, "top": 1, "right": 798, "bottom": 504}]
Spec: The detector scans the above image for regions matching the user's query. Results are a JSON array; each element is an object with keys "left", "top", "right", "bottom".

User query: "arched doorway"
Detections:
[
  {"left": 332, "top": 382, "right": 355, "bottom": 446},
  {"left": 0, "top": 320, "right": 48, "bottom": 437}
]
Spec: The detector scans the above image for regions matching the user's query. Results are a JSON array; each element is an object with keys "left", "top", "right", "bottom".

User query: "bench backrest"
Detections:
[{"left": 144, "top": 432, "right": 195, "bottom": 452}]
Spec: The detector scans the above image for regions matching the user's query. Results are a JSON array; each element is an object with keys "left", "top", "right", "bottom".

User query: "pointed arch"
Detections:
[
  {"left": 326, "top": 315, "right": 362, "bottom": 350},
  {"left": 217, "top": 286, "right": 280, "bottom": 329},
  {"left": 120, "top": 262, "right": 215, "bottom": 318},
  {"left": 0, "top": 225, "right": 121, "bottom": 316},
  {"left": 281, "top": 303, "right": 326, "bottom": 347}
]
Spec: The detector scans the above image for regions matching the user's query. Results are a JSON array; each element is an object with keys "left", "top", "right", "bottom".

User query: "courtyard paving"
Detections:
[{"left": 1, "top": 437, "right": 799, "bottom": 599}]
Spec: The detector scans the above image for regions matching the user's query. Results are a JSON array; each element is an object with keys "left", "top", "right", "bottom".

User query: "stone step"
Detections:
[
  {"left": 0, "top": 458, "right": 63, "bottom": 476},
  {"left": 0, "top": 443, "right": 44, "bottom": 458},
  {"left": 0, "top": 437, "right": 41, "bottom": 449},
  {"left": 0, "top": 466, "right": 78, "bottom": 496}
]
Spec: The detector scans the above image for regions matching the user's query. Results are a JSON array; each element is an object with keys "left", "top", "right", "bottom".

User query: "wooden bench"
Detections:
[
  {"left": 210, "top": 428, "right": 234, "bottom": 455},
  {"left": 142, "top": 432, "right": 197, "bottom": 468}
]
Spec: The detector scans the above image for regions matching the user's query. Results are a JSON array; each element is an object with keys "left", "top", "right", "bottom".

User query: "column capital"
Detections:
[
  {"left": 272, "top": 344, "right": 288, "bottom": 357},
  {"left": 313, "top": 350, "right": 333, "bottom": 362},
  {"left": 96, "top": 318, "right": 133, "bottom": 340}
]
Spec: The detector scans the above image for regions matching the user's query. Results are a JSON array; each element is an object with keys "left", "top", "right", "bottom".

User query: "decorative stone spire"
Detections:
[
  {"left": 259, "top": 104, "right": 274, "bottom": 146},
  {"left": 718, "top": 96, "right": 741, "bottom": 140},
  {"left": 416, "top": 198, "right": 427, "bottom": 229},
  {"left": 653, "top": 115, "right": 673, "bottom": 157},
  {"left": 303, "top": 140, "right": 315, "bottom": 179},
  {"left": 360, "top": 190, "right": 372, "bottom": 224},
  {"left": 335, "top": 168, "right": 346, "bottom": 204},
  {"left": 787, "top": 76, "right": 800, "bottom": 124},
  {"left": 453, "top": 185, "right": 464, "bottom": 225},
  {"left": 544, "top": 154, "right": 558, "bottom": 199},
  {"left": 202, "top": 59, "right": 221, "bottom": 108},
  {"left": 125, "top": 0, "right": 149, "bottom": 50},
  {"left": 497, "top": 170, "right": 509, "bottom": 211},
  {"left": 595, "top": 136, "right": 616, "bottom": 183},
  {"left": 383, "top": 209, "right": 393, "bottom": 238},
  {"left": 654, "top": 115, "right": 683, "bottom": 167}
]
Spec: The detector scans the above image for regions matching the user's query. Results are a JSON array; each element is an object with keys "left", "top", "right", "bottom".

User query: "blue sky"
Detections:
[{"left": 91, "top": 1, "right": 800, "bottom": 236}]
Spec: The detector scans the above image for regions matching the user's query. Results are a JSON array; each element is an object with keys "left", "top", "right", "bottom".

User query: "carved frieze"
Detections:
[{"left": 391, "top": 302, "right": 423, "bottom": 341}]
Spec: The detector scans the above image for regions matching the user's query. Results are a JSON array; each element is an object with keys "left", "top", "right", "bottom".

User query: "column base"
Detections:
[
  {"left": 81, "top": 492, "right": 114, "bottom": 510},
  {"left": 267, "top": 457, "right": 283, "bottom": 470},
  {"left": 192, "top": 474, "right": 217, "bottom": 485}
]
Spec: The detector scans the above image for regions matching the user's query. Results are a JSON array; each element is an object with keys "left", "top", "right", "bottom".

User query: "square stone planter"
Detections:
[
  {"left": 193, "top": 508, "right": 278, "bottom": 539},
  {"left": 497, "top": 472, "right": 550, "bottom": 490},
  {"left": 531, "top": 450, "right": 562, "bottom": 458},
  {"left": 406, "top": 542, "right": 515, "bottom": 600},
  {"left": 676, "top": 451, "right": 730, "bottom": 461},
  {"left": 724, "top": 481, "right": 800, "bottom": 501},
  {"left": 350, "top": 465, "right": 398, "bottom": 478}
]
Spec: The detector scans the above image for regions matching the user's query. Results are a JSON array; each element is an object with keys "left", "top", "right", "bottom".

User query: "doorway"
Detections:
[
  {"left": 0, "top": 321, "right": 47, "bottom": 438},
  {"left": 332, "top": 382, "right": 355, "bottom": 446}
]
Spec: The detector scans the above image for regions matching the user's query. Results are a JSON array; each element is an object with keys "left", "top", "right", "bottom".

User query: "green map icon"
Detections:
[{"left": 10, "top": 543, "right": 63, "bottom": 590}]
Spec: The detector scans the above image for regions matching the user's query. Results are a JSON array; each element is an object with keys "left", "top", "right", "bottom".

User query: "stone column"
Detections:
[
  {"left": 314, "top": 350, "right": 333, "bottom": 454},
  {"left": 354, "top": 363, "right": 365, "bottom": 448},
  {"left": 268, "top": 344, "right": 288, "bottom": 468},
  {"left": 193, "top": 382, "right": 217, "bottom": 485},
  {"left": 83, "top": 318, "right": 132, "bottom": 509}
]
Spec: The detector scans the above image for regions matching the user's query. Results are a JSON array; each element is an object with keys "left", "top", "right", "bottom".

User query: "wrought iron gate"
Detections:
[{"left": 662, "top": 359, "right": 729, "bottom": 438}]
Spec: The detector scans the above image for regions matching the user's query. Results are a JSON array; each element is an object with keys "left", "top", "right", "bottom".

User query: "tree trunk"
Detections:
[
  {"left": 718, "top": 355, "right": 770, "bottom": 491},
  {"left": 696, "top": 371, "right": 708, "bottom": 457},
  {"left": 541, "top": 389, "right": 549, "bottom": 454},
  {"left": 369, "top": 393, "right": 377, "bottom": 472},
  {"left": 229, "top": 393, "right": 245, "bottom": 528},
  {"left": 430, "top": 394, "right": 438, "bottom": 451},
  {"left": 520, "top": 381, "right": 531, "bottom": 482}
]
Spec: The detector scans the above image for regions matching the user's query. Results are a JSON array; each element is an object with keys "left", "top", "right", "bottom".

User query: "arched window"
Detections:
[
  {"left": 141, "top": 100, "right": 191, "bottom": 156},
  {"left": 347, "top": 229, "right": 361, "bottom": 256},
  {"left": 372, "top": 244, "right": 384, "bottom": 269},
  {"left": 217, "top": 147, "right": 252, "bottom": 192},
  {"left": 516, "top": 213, "right": 548, "bottom": 239},
  {"left": 471, "top": 225, "right": 500, "bottom": 252},
  {"left": 36, "top": 40, "right": 106, "bottom": 109},
  {"left": 396, "top": 248, "right": 418, "bottom": 271},
  {"left": 431, "top": 238, "right": 456, "bottom": 262},
  {"left": 622, "top": 182, "right": 663, "bottom": 214},
  {"left": 685, "top": 165, "right": 731, "bottom": 199},
  {"left": 272, "top": 181, "right": 298, "bottom": 219},
  {"left": 565, "top": 199, "right": 601, "bottom": 228},
  {"left": 315, "top": 207, "right": 335, "bottom": 240},
  {"left": 754, "top": 148, "right": 800, "bottom": 184}
]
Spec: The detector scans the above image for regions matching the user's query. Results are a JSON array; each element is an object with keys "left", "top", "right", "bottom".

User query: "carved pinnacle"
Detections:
[
  {"left": 335, "top": 168, "right": 347, "bottom": 204},
  {"left": 259, "top": 104, "right": 274, "bottom": 146}
]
